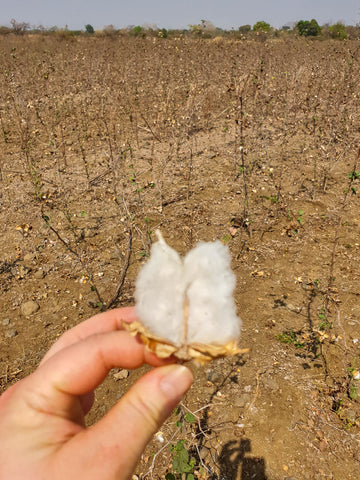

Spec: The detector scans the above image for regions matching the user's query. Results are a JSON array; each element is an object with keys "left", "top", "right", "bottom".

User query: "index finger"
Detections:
[{"left": 41, "top": 307, "right": 137, "bottom": 365}]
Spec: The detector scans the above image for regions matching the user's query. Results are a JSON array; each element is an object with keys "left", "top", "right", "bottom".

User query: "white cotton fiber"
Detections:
[
  {"left": 184, "top": 241, "right": 240, "bottom": 345},
  {"left": 135, "top": 233, "right": 185, "bottom": 345},
  {"left": 135, "top": 232, "right": 241, "bottom": 347}
]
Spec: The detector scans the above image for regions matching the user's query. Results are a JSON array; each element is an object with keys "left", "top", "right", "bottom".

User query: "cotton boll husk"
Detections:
[
  {"left": 184, "top": 241, "right": 241, "bottom": 345},
  {"left": 135, "top": 236, "right": 185, "bottom": 346}
]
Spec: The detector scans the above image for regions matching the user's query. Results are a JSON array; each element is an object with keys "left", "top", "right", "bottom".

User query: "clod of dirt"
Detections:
[
  {"left": 113, "top": 369, "right": 129, "bottom": 381},
  {"left": 23, "top": 253, "right": 36, "bottom": 266},
  {"left": 34, "top": 269, "right": 45, "bottom": 279},
  {"left": 233, "top": 394, "right": 251, "bottom": 408},
  {"left": 5, "top": 329, "right": 18, "bottom": 339},
  {"left": 20, "top": 300, "right": 40, "bottom": 316},
  {"left": 206, "top": 368, "right": 222, "bottom": 383},
  {"left": 18, "top": 265, "right": 31, "bottom": 278}
]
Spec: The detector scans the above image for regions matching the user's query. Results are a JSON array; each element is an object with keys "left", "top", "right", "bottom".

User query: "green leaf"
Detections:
[
  {"left": 189, "top": 457, "right": 196, "bottom": 468},
  {"left": 185, "top": 413, "right": 195, "bottom": 423},
  {"left": 175, "top": 440, "right": 186, "bottom": 450},
  {"left": 350, "top": 384, "right": 358, "bottom": 400},
  {"left": 276, "top": 330, "right": 297, "bottom": 345},
  {"left": 348, "top": 171, "right": 360, "bottom": 180},
  {"left": 173, "top": 445, "right": 191, "bottom": 474},
  {"left": 221, "top": 234, "right": 232, "bottom": 244}
]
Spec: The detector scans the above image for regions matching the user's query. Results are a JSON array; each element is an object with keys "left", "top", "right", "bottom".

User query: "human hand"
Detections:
[{"left": 0, "top": 307, "right": 193, "bottom": 480}]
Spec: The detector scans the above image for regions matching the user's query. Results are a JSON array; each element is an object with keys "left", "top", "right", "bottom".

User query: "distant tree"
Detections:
[
  {"left": 103, "top": 24, "right": 117, "bottom": 37},
  {"left": 308, "top": 19, "right": 321, "bottom": 36},
  {"left": 33, "top": 24, "right": 47, "bottom": 34},
  {"left": 10, "top": 19, "right": 29, "bottom": 35},
  {"left": 189, "top": 19, "right": 216, "bottom": 37},
  {"left": 329, "top": 22, "right": 347, "bottom": 39},
  {"left": 344, "top": 25, "right": 360, "bottom": 40},
  {"left": 85, "top": 24, "right": 94, "bottom": 34},
  {"left": 201, "top": 19, "right": 216, "bottom": 32},
  {"left": 189, "top": 23, "right": 203, "bottom": 36},
  {"left": 253, "top": 21, "right": 271, "bottom": 32},
  {"left": 297, "top": 19, "right": 321, "bottom": 36},
  {"left": 131, "top": 25, "right": 144, "bottom": 37},
  {"left": 158, "top": 28, "right": 168, "bottom": 38},
  {"left": 238, "top": 24, "right": 251, "bottom": 34}
]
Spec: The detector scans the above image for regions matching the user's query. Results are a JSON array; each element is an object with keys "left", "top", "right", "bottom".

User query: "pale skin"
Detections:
[{"left": 0, "top": 307, "right": 194, "bottom": 480}]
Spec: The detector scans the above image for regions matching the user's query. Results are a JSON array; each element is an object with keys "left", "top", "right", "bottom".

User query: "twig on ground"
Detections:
[
  {"left": 0, "top": 368, "right": 22, "bottom": 380},
  {"left": 180, "top": 402, "right": 212, "bottom": 439},
  {"left": 194, "top": 444, "right": 218, "bottom": 478},
  {"left": 142, "top": 430, "right": 178, "bottom": 479}
]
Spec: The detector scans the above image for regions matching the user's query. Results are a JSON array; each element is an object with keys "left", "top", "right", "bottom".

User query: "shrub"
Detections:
[
  {"left": 10, "top": 19, "right": 29, "bottom": 35},
  {"left": 85, "top": 24, "right": 95, "bottom": 34},
  {"left": 329, "top": 23, "right": 347, "bottom": 40},
  {"left": 253, "top": 21, "right": 271, "bottom": 32},
  {"left": 238, "top": 24, "right": 251, "bottom": 34},
  {"left": 297, "top": 19, "right": 321, "bottom": 37},
  {"left": 102, "top": 24, "right": 117, "bottom": 37}
]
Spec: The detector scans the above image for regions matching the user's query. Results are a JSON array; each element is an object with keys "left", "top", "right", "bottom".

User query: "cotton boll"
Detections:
[
  {"left": 135, "top": 233, "right": 241, "bottom": 351},
  {"left": 135, "top": 234, "right": 185, "bottom": 346},
  {"left": 184, "top": 241, "right": 241, "bottom": 345}
]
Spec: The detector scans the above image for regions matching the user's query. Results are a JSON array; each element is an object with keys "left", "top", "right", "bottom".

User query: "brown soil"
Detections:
[{"left": 1, "top": 35, "right": 360, "bottom": 480}]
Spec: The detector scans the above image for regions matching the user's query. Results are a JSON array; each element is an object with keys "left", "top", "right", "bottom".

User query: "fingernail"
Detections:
[{"left": 160, "top": 365, "right": 193, "bottom": 400}]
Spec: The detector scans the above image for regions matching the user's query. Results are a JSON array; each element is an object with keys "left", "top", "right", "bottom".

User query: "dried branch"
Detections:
[
  {"left": 325, "top": 147, "right": 360, "bottom": 312},
  {"left": 41, "top": 212, "right": 103, "bottom": 305},
  {"left": 106, "top": 228, "right": 132, "bottom": 310}
]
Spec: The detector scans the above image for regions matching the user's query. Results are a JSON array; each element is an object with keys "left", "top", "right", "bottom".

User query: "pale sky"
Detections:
[{"left": 0, "top": 0, "right": 359, "bottom": 30}]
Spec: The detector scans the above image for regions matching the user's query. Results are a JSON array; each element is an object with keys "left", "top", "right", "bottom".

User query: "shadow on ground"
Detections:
[{"left": 219, "top": 439, "right": 268, "bottom": 480}]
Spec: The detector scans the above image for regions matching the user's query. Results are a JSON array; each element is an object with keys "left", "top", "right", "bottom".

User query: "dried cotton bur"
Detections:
[{"left": 124, "top": 231, "right": 248, "bottom": 363}]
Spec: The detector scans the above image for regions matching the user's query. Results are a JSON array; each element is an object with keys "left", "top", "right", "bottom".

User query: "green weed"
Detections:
[
  {"left": 167, "top": 440, "right": 196, "bottom": 478},
  {"left": 221, "top": 234, "right": 232, "bottom": 244},
  {"left": 276, "top": 330, "right": 305, "bottom": 348},
  {"left": 297, "top": 210, "right": 305, "bottom": 225},
  {"left": 317, "top": 308, "right": 332, "bottom": 330},
  {"left": 347, "top": 171, "right": 360, "bottom": 180}
]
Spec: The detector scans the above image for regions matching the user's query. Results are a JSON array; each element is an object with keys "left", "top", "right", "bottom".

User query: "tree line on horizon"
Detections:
[{"left": 2, "top": 17, "right": 357, "bottom": 40}]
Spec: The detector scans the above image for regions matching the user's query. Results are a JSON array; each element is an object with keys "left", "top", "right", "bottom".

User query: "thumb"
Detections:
[{"left": 70, "top": 364, "right": 193, "bottom": 479}]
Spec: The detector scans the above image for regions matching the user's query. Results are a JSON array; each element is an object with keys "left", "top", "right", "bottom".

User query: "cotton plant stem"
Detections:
[
  {"left": 106, "top": 228, "right": 132, "bottom": 310},
  {"left": 325, "top": 148, "right": 359, "bottom": 313}
]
